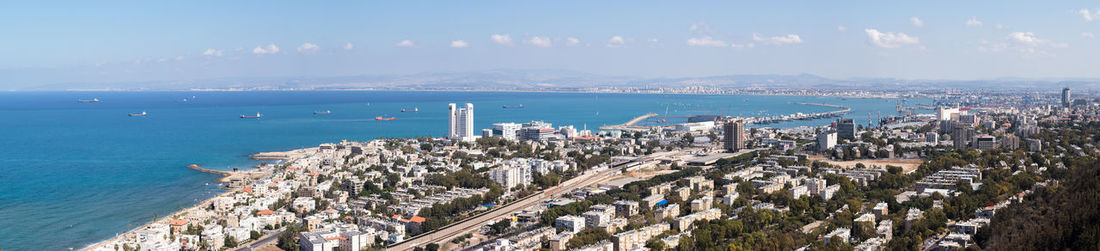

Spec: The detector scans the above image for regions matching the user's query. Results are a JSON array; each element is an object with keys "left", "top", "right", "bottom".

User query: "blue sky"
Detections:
[{"left": 2, "top": 1, "right": 1100, "bottom": 87}]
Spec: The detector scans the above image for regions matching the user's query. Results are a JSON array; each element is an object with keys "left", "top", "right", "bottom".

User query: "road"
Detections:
[
  {"left": 387, "top": 168, "right": 619, "bottom": 251},
  {"left": 231, "top": 228, "right": 285, "bottom": 251}
]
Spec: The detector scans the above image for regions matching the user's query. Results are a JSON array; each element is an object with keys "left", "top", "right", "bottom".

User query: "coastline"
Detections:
[{"left": 82, "top": 148, "right": 308, "bottom": 250}]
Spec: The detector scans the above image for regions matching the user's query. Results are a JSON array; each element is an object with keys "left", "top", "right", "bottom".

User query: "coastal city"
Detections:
[
  {"left": 8, "top": 2, "right": 1100, "bottom": 251},
  {"left": 84, "top": 87, "right": 1100, "bottom": 251}
]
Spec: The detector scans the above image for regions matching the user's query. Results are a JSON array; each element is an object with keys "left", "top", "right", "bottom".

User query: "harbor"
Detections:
[{"left": 600, "top": 102, "right": 852, "bottom": 131}]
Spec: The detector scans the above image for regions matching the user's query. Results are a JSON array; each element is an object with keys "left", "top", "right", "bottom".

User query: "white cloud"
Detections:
[
  {"left": 686, "top": 36, "right": 727, "bottom": 47},
  {"left": 450, "top": 40, "right": 469, "bottom": 48},
  {"left": 1083, "top": 32, "right": 1096, "bottom": 39},
  {"left": 837, "top": 25, "right": 848, "bottom": 32},
  {"left": 297, "top": 43, "right": 319, "bottom": 53},
  {"left": 980, "top": 32, "right": 1067, "bottom": 56},
  {"left": 966, "top": 17, "right": 983, "bottom": 27},
  {"left": 252, "top": 44, "right": 280, "bottom": 55},
  {"left": 524, "top": 36, "right": 552, "bottom": 47},
  {"left": 607, "top": 36, "right": 625, "bottom": 48},
  {"left": 565, "top": 37, "right": 581, "bottom": 46},
  {"left": 752, "top": 33, "right": 803, "bottom": 45},
  {"left": 1079, "top": 9, "right": 1099, "bottom": 21},
  {"left": 910, "top": 17, "right": 924, "bottom": 27},
  {"left": 864, "top": 29, "right": 920, "bottom": 48},
  {"left": 174, "top": 56, "right": 184, "bottom": 61},
  {"left": 395, "top": 40, "right": 416, "bottom": 48},
  {"left": 343, "top": 42, "right": 354, "bottom": 50},
  {"left": 730, "top": 43, "right": 755, "bottom": 49},
  {"left": 490, "top": 34, "right": 513, "bottom": 46},
  {"left": 202, "top": 49, "right": 223, "bottom": 57}
]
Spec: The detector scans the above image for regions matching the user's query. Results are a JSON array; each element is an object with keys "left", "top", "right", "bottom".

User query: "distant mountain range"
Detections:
[{"left": 24, "top": 69, "right": 1100, "bottom": 91}]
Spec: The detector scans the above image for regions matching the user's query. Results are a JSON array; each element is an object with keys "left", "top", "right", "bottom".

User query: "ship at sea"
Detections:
[
  {"left": 401, "top": 107, "right": 418, "bottom": 112},
  {"left": 77, "top": 98, "right": 100, "bottom": 103},
  {"left": 313, "top": 110, "right": 331, "bottom": 115},
  {"left": 128, "top": 111, "right": 147, "bottom": 117},
  {"left": 375, "top": 116, "right": 396, "bottom": 121},
  {"left": 502, "top": 104, "right": 524, "bottom": 109},
  {"left": 240, "top": 113, "right": 262, "bottom": 119}
]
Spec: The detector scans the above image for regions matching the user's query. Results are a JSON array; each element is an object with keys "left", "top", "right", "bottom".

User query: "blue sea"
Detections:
[{"left": 0, "top": 91, "right": 924, "bottom": 250}]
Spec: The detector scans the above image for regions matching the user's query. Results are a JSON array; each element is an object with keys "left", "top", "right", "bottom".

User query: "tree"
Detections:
[
  {"left": 489, "top": 219, "right": 511, "bottom": 235},
  {"left": 250, "top": 230, "right": 262, "bottom": 240},
  {"left": 225, "top": 236, "right": 239, "bottom": 248}
]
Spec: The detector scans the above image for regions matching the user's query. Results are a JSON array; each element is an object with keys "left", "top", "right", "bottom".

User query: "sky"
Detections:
[{"left": 2, "top": 0, "right": 1100, "bottom": 88}]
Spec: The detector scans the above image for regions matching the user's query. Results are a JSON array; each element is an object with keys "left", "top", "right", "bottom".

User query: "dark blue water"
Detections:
[{"left": 0, "top": 91, "right": 921, "bottom": 250}]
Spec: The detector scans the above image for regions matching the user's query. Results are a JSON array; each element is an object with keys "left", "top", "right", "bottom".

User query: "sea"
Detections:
[{"left": 0, "top": 91, "right": 927, "bottom": 250}]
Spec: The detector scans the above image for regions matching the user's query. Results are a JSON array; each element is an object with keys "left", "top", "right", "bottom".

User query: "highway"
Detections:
[{"left": 387, "top": 168, "right": 619, "bottom": 251}]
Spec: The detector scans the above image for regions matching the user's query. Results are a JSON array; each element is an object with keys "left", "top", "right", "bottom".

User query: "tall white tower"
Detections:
[{"left": 449, "top": 103, "right": 474, "bottom": 141}]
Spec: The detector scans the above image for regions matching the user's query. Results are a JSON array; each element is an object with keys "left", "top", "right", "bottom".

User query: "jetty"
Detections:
[
  {"left": 187, "top": 164, "right": 270, "bottom": 184},
  {"left": 599, "top": 113, "right": 660, "bottom": 131}
]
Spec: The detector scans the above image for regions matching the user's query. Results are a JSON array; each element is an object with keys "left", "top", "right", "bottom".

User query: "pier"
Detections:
[
  {"left": 749, "top": 103, "right": 851, "bottom": 124},
  {"left": 599, "top": 113, "right": 660, "bottom": 131}
]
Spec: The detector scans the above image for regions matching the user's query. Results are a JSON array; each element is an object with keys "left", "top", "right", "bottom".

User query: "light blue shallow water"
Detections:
[{"left": 0, "top": 91, "right": 923, "bottom": 250}]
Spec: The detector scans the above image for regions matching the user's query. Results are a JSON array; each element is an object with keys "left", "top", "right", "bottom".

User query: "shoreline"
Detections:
[{"left": 82, "top": 149, "right": 307, "bottom": 250}]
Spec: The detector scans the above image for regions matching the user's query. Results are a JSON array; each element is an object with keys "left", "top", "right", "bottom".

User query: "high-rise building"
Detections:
[
  {"left": 490, "top": 165, "right": 532, "bottom": 190},
  {"left": 817, "top": 131, "right": 837, "bottom": 151},
  {"left": 448, "top": 103, "right": 474, "bottom": 141},
  {"left": 722, "top": 120, "right": 746, "bottom": 152},
  {"left": 491, "top": 122, "right": 522, "bottom": 140},
  {"left": 1062, "top": 87, "right": 1071, "bottom": 107},
  {"left": 953, "top": 127, "right": 975, "bottom": 149},
  {"left": 837, "top": 119, "right": 857, "bottom": 140},
  {"left": 935, "top": 107, "right": 960, "bottom": 121}
]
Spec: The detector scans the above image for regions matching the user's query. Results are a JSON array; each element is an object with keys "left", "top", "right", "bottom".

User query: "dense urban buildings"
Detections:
[{"left": 88, "top": 89, "right": 1100, "bottom": 251}]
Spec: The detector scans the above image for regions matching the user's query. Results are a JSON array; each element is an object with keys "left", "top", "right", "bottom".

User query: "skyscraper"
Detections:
[
  {"left": 1062, "top": 87, "right": 1071, "bottom": 107},
  {"left": 722, "top": 119, "right": 746, "bottom": 152},
  {"left": 448, "top": 103, "right": 474, "bottom": 141},
  {"left": 836, "top": 118, "right": 857, "bottom": 140}
]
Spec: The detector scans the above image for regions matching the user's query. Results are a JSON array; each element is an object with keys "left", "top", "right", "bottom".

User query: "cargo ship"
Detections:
[
  {"left": 502, "top": 104, "right": 524, "bottom": 109},
  {"left": 375, "top": 116, "right": 396, "bottom": 121},
  {"left": 401, "top": 107, "right": 418, "bottom": 112},
  {"left": 313, "top": 110, "right": 331, "bottom": 115},
  {"left": 128, "top": 111, "right": 147, "bottom": 117},
  {"left": 77, "top": 98, "right": 100, "bottom": 103},
  {"left": 240, "top": 113, "right": 262, "bottom": 119}
]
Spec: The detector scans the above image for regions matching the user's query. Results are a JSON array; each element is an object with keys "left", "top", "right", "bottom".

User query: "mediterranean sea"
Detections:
[{"left": 0, "top": 91, "right": 926, "bottom": 250}]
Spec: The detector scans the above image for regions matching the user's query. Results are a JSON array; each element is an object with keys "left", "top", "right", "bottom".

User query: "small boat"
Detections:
[
  {"left": 128, "top": 111, "right": 147, "bottom": 117},
  {"left": 313, "top": 110, "right": 332, "bottom": 115},
  {"left": 77, "top": 98, "right": 100, "bottom": 103},
  {"left": 375, "top": 116, "right": 395, "bottom": 121},
  {"left": 240, "top": 113, "right": 262, "bottom": 119},
  {"left": 401, "top": 107, "right": 418, "bottom": 112},
  {"left": 502, "top": 104, "right": 524, "bottom": 109}
]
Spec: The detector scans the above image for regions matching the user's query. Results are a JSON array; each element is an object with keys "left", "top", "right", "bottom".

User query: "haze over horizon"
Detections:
[{"left": 4, "top": 1, "right": 1100, "bottom": 89}]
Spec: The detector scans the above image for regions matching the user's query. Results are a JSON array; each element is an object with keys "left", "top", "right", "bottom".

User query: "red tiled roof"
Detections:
[
  {"left": 409, "top": 216, "right": 426, "bottom": 223},
  {"left": 325, "top": 236, "right": 348, "bottom": 241},
  {"left": 169, "top": 219, "right": 188, "bottom": 226},
  {"left": 256, "top": 210, "right": 276, "bottom": 216},
  {"left": 242, "top": 187, "right": 253, "bottom": 193}
]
